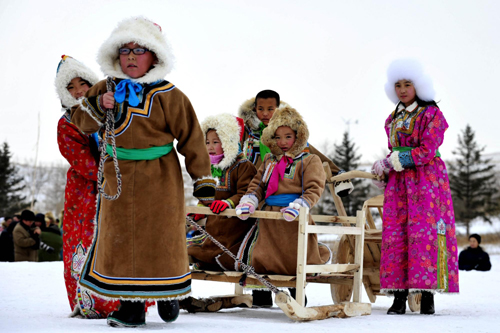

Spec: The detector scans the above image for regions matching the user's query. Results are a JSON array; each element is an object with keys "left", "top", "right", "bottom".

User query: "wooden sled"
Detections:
[
  {"left": 184, "top": 206, "right": 371, "bottom": 321},
  {"left": 325, "top": 166, "right": 421, "bottom": 312}
]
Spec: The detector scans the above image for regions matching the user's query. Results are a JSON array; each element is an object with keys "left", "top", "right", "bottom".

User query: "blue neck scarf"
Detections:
[{"left": 114, "top": 79, "right": 143, "bottom": 106}]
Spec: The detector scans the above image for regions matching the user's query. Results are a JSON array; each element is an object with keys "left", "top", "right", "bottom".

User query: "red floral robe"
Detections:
[{"left": 57, "top": 112, "right": 119, "bottom": 318}]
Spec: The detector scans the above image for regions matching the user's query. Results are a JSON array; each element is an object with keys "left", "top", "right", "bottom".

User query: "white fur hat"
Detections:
[
  {"left": 201, "top": 114, "right": 244, "bottom": 170},
  {"left": 384, "top": 59, "right": 435, "bottom": 104},
  {"left": 97, "top": 16, "right": 174, "bottom": 84},
  {"left": 55, "top": 55, "right": 99, "bottom": 109}
]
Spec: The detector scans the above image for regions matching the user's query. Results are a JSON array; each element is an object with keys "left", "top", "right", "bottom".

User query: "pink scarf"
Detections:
[
  {"left": 265, "top": 156, "right": 293, "bottom": 198},
  {"left": 210, "top": 153, "right": 224, "bottom": 165}
]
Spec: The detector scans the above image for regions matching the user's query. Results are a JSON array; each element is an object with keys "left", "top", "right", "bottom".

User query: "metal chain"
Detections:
[
  {"left": 186, "top": 216, "right": 280, "bottom": 294},
  {"left": 96, "top": 77, "right": 122, "bottom": 201}
]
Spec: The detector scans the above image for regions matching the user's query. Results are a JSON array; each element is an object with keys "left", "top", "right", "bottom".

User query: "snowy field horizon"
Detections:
[{"left": 1, "top": 256, "right": 498, "bottom": 333}]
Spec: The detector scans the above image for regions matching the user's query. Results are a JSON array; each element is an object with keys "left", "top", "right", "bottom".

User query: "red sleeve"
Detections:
[{"left": 57, "top": 117, "right": 99, "bottom": 181}]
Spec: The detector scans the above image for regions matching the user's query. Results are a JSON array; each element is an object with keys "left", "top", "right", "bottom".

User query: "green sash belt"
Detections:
[
  {"left": 106, "top": 142, "right": 173, "bottom": 160},
  {"left": 393, "top": 146, "right": 441, "bottom": 158}
]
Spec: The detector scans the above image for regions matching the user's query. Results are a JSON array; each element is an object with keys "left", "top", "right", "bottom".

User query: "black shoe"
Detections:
[
  {"left": 420, "top": 291, "right": 435, "bottom": 315},
  {"left": 288, "top": 288, "right": 308, "bottom": 306},
  {"left": 387, "top": 290, "right": 408, "bottom": 315},
  {"left": 107, "top": 301, "right": 146, "bottom": 328},
  {"left": 252, "top": 290, "right": 273, "bottom": 308},
  {"left": 158, "top": 300, "right": 180, "bottom": 322}
]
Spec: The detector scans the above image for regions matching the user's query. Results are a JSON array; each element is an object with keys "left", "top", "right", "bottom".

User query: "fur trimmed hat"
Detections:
[
  {"left": 238, "top": 97, "right": 290, "bottom": 131},
  {"left": 384, "top": 58, "right": 435, "bottom": 104},
  {"left": 201, "top": 114, "right": 244, "bottom": 170},
  {"left": 261, "top": 106, "right": 309, "bottom": 159},
  {"left": 97, "top": 16, "right": 174, "bottom": 84},
  {"left": 55, "top": 55, "right": 99, "bottom": 109}
]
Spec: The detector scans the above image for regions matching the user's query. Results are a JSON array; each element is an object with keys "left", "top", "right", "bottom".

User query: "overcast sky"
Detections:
[{"left": 1, "top": 0, "right": 499, "bottom": 167}]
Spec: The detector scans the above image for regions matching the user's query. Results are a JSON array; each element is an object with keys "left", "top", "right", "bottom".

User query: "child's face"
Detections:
[
  {"left": 395, "top": 80, "right": 416, "bottom": 107},
  {"left": 206, "top": 130, "right": 224, "bottom": 155},
  {"left": 119, "top": 42, "right": 157, "bottom": 79},
  {"left": 255, "top": 98, "right": 278, "bottom": 125},
  {"left": 275, "top": 126, "right": 296, "bottom": 153},
  {"left": 67, "top": 77, "right": 90, "bottom": 99}
]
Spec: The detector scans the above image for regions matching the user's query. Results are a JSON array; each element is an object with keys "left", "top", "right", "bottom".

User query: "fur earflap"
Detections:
[
  {"left": 384, "top": 58, "right": 435, "bottom": 104},
  {"left": 55, "top": 55, "right": 99, "bottom": 109},
  {"left": 201, "top": 114, "right": 243, "bottom": 170},
  {"left": 238, "top": 97, "right": 290, "bottom": 131},
  {"left": 97, "top": 16, "right": 174, "bottom": 84},
  {"left": 261, "top": 106, "right": 309, "bottom": 159}
]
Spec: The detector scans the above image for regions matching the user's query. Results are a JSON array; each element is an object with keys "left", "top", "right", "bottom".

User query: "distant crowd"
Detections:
[{"left": 0, "top": 210, "right": 63, "bottom": 262}]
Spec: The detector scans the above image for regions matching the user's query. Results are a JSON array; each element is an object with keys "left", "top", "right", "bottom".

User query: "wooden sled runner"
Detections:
[
  {"left": 184, "top": 204, "right": 371, "bottom": 321},
  {"left": 326, "top": 166, "right": 421, "bottom": 312}
]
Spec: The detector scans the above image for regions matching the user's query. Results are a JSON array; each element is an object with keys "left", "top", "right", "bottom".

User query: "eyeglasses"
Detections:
[{"left": 119, "top": 47, "right": 150, "bottom": 55}]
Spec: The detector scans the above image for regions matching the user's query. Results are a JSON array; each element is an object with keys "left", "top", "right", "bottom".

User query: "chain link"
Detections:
[
  {"left": 186, "top": 216, "right": 280, "bottom": 294},
  {"left": 96, "top": 77, "right": 122, "bottom": 201}
]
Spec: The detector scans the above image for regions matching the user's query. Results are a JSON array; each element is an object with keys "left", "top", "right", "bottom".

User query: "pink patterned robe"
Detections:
[{"left": 380, "top": 105, "right": 459, "bottom": 293}]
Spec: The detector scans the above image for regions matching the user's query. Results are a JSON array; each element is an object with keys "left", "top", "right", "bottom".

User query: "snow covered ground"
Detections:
[{"left": 1, "top": 257, "right": 499, "bottom": 333}]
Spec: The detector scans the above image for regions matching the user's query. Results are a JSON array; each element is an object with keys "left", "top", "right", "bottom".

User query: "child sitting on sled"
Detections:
[
  {"left": 187, "top": 114, "right": 257, "bottom": 270},
  {"left": 235, "top": 105, "right": 331, "bottom": 307},
  {"left": 71, "top": 17, "right": 216, "bottom": 328}
]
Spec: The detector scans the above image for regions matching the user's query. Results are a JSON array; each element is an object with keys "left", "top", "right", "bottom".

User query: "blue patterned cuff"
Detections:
[{"left": 398, "top": 151, "right": 415, "bottom": 169}]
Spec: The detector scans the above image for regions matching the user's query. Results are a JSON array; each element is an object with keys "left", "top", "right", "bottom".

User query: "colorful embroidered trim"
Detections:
[{"left": 437, "top": 218, "right": 449, "bottom": 291}]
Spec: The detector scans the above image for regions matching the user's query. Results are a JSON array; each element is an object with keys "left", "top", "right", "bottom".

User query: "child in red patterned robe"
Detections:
[{"left": 55, "top": 55, "right": 120, "bottom": 318}]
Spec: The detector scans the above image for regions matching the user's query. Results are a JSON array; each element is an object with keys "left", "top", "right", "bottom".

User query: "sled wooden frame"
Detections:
[
  {"left": 326, "top": 165, "right": 421, "bottom": 312},
  {"left": 185, "top": 205, "right": 371, "bottom": 321}
]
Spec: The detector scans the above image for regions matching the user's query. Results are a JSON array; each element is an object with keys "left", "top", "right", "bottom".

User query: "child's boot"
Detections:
[
  {"left": 252, "top": 290, "right": 273, "bottom": 308},
  {"left": 158, "top": 300, "right": 180, "bottom": 322},
  {"left": 107, "top": 300, "right": 146, "bottom": 327},
  {"left": 387, "top": 290, "right": 408, "bottom": 315},
  {"left": 420, "top": 291, "right": 435, "bottom": 315}
]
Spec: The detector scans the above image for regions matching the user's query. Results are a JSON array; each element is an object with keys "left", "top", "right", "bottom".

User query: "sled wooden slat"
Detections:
[
  {"left": 310, "top": 215, "right": 357, "bottom": 224},
  {"left": 306, "top": 225, "right": 362, "bottom": 235},
  {"left": 305, "top": 264, "right": 359, "bottom": 274}
]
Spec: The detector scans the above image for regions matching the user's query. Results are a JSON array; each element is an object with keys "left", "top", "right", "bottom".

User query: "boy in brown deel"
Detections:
[
  {"left": 238, "top": 90, "right": 353, "bottom": 197},
  {"left": 235, "top": 106, "right": 331, "bottom": 307},
  {"left": 71, "top": 17, "right": 216, "bottom": 327}
]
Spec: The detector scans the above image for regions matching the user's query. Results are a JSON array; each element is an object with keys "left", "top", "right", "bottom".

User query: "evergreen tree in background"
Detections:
[
  {"left": 0, "top": 142, "right": 29, "bottom": 216},
  {"left": 317, "top": 131, "right": 371, "bottom": 216},
  {"left": 449, "top": 125, "right": 499, "bottom": 236}
]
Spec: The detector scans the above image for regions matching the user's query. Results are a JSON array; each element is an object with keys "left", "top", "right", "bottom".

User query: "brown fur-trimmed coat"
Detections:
[{"left": 71, "top": 79, "right": 213, "bottom": 299}]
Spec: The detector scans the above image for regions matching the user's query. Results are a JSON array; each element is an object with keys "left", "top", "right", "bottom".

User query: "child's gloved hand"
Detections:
[
  {"left": 280, "top": 202, "right": 301, "bottom": 222},
  {"left": 187, "top": 213, "right": 206, "bottom": 222},
  {"left": 100, "top": 91, "right": 115, "bottom": 109},
  {"left": 235, "top": 203, "right": 255, "bottom": 220},
  {"left": 209, "top": 200, "right": 230, "bottom": 214},
  {"left": 372, "top": 157, "right": 393, "bottom": 176}
]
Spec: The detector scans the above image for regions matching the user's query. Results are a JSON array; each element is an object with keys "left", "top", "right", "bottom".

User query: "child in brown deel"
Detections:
[
  {"left": 235, "top": 106, "right": 331, "bottom": 307},
  {"left": 71, "top": 17, "right": 216, "bottom": 327},
  {"left": 238, "top": 90, "right": 354, "bottom": 197},
  {"left": 187, "top": 114, "right": 256, "bottom": 271}
]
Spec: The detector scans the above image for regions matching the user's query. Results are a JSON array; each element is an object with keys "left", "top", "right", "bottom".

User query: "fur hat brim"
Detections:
[
  {"left": 97, "top": 16, "right": 174, "bottom": 84},
  {"left": 201, "top": 114, "right": 243, "bottom": 170},
  {"left": 55, "top": 56, "right": 99, "bottom": 109},
  {"left": 384, "top": 58, "right": 435, "bottom": 104},
  {"left": 261, "top": 106, "right": 309, "bottom": 159}
]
